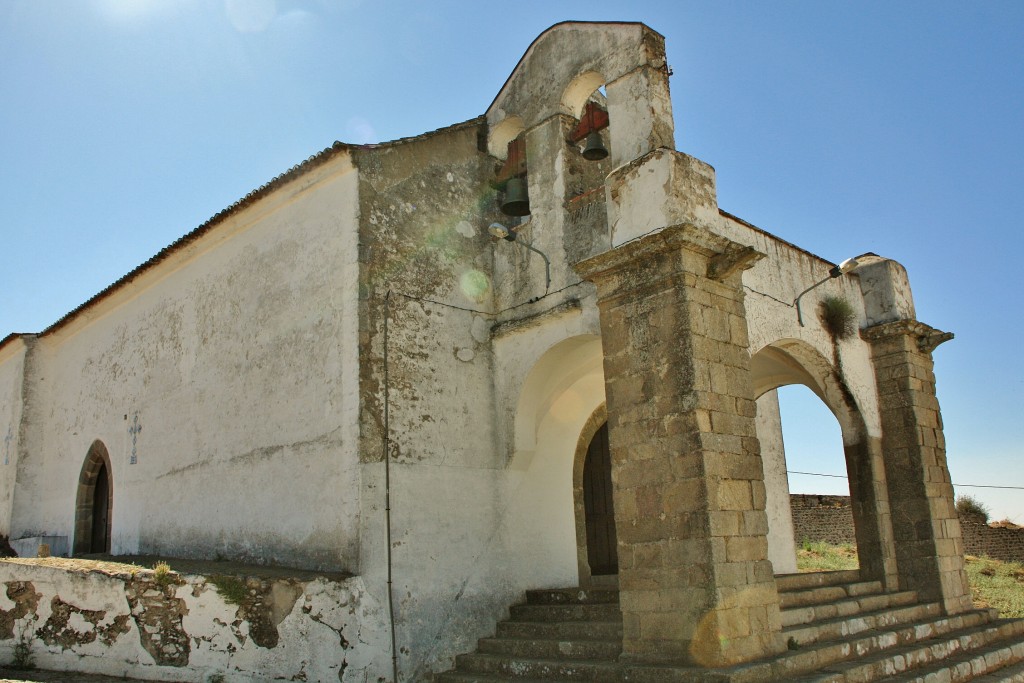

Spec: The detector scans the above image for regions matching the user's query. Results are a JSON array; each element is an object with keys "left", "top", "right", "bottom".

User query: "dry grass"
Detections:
[
  {"left": 964, "top": 555, "right": 1024, "bottom": 618},
  {"left": 796, "top": 540, "right": 859, "bottom": 572},
  {"left": 798, "top": 542, "right": 1024, "bottom": 619}
]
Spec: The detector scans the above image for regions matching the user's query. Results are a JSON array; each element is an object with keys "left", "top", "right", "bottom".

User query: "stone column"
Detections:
[
  {"left": 861, "top": 320, "right": 971, "bottom": 615},
  {"left": 574, "top": 223, "right": 784, "bottom": 667}
]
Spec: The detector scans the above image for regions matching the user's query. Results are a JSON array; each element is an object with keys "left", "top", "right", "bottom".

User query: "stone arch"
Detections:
[
  {"left": 487, "top": 115, "right": 525, "bottom": 159},
  {"left": 507, "top": 334, "right": 606, "bottom": 585},
  {"left": 750, "top": 339, "right": 897, "bottom": 587},
  {"left": 561, "top": 70, "right": 606, "bottom": 118},
  {"left": 73, "top": 440, "right": 113, "bottom": 555},
  {"left": 510, "top": 334, "right": 604, "bottom": 467}
]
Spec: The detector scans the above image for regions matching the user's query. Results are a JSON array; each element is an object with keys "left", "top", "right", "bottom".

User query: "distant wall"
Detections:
[
  {"left": 790, "top": 494, "right": 856, "bottom": 547},
  {"left": 960, "top": 518, "right": 1024, "bottom": 563},
  {"left": 791, "top": 494, "right": 1024, "bottom": 563}
]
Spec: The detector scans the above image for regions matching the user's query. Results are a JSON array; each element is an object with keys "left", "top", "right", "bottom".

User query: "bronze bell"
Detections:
[
  {"left": 501, "top": 176, "right": 530, "bottom": 216},
  {"left": 581, "top": 130, "right": 608, "bottom": 161}
]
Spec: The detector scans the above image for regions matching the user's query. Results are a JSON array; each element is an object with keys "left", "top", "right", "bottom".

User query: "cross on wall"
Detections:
[
  {"left": 3, "top": 427, "right": 11, "bottom": 466},
  {"left": 128, "top": 413, "right": 142, "bottom": 465}
]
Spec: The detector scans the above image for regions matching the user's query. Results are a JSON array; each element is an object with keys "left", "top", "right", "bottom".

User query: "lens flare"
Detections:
[{"left": 459, "top": 270, "right": 490, "bottom": 303}]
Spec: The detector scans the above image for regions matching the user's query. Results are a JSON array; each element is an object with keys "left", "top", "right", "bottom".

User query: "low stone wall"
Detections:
[
  {"left": 790, "top": 494, "right": 856, "bottom": 546},
  {"left": 960, "top": 519, "right": 1024, "bottom": 563},
  {"left": 0, "top": 558, "right": 389, "bottom": 682},
  {"left": 791, "top": 494, "right": 1024, "bottom": 563}
]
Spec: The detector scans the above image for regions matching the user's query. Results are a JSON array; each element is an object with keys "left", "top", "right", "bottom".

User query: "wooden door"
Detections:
[
  {"left": 91, "top": 463, "right": 110, "bottom": 553},
  {"left": 583, "top": 423, "right": 618, "bottom": 575}
]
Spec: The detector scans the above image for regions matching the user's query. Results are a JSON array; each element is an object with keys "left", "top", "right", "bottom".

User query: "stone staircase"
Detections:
[{"left": 437, "top": 570, "right": 1024, "bottom": 682}]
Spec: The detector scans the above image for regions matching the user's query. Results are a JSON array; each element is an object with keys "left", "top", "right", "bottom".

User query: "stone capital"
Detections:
[
  {"left": 861, "top": 319, "right": 954, "bottom": 354},
  {"left": 573, "top": 222, "right": 761, "bottom": 285}
]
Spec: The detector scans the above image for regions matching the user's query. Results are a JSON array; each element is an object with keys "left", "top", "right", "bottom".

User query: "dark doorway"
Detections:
[
  {"left": 91, "top": 463, "right": 110, "bottom": 553},
  {"left": 583, "top": 423, "right": 618, "bottom": 575},
  {"left": 74, "top": 441, "right": 112, "bottom": 555}
]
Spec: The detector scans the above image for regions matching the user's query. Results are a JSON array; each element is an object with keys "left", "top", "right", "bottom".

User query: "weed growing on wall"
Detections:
[
  {"left": 819, "top": 296, "right": 857, "bottom": 340},
  {"left": 209, "top": 575, "right": 248, "bottom": 605},
  {"left": 153, "top": 562, "right": 174, "bottom": 587},
  {"left": 11, "top": 626, "right": 33, "bottom": 671}
]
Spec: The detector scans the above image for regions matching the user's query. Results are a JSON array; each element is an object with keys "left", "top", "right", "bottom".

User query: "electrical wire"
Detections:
[{"left": 787, "top": 470, "right": 1024, "bottom": 490}]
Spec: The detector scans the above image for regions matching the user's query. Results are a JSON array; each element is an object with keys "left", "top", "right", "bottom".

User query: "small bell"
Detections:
[
  {"left": 501, "top": 177, "right": 530, "bottom": 216},
  {"left": 581, "top": 130, "right": 608, "bottom": 161}
]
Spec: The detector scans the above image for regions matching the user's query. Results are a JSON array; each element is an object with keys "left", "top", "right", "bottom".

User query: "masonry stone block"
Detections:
[
  {"left": 575, "top": 222, "right": 783, "bottom": 666},
  {"left": 862, "top": 319, "right": 971, "bottom": 615}
]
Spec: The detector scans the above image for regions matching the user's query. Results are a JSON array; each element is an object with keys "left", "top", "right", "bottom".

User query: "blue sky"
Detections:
[{"left": 1, "top": 2, "right": 1022, "bottom": 521}]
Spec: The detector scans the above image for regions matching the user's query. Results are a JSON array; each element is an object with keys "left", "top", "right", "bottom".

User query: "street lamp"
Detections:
[
  {"left": 489, "top": 223, "right": 551, "bottom": 292},
  {"left": 794, "top": 257, "right": 860, "bottom": 326}
]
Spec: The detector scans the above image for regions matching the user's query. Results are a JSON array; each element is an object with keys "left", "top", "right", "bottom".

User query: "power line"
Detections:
[{"left": 787, "top": 470, "right": 1024, "bottom": 491}]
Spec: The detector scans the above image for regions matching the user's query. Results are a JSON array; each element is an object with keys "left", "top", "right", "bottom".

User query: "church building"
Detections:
[{"left": 1, "top": 21, "right": 1009, "bottom": 683}]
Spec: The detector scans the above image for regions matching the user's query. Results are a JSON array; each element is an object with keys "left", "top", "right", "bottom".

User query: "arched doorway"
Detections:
[
  {"left": 750, "top": 340, "right": 897, "bottom": 588},
  {"left": 582, "top": 423, "right": 617, "bottom": 576},
  {"left": 74, "top": 441, "right": 113, "bottom": 555}
]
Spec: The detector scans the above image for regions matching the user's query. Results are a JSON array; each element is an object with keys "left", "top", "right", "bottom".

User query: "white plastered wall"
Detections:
[
  {"left": 10, "top": 154, "right": 362, "bottom": 571},
  {"left": 0, "top": 339, "right": 28, "bottom": 536}
]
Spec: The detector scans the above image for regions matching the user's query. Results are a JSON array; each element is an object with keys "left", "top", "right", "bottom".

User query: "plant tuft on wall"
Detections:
[{"left": 819, "top": 296, "right": 857, "bottom": 340}]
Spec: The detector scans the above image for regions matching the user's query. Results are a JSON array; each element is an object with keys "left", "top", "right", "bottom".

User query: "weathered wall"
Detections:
[
  {"left": 353, "top": 116, "right": 619, "bottom": 679},
  {"left": 9, "top": 154, "right": 362, "bottom": 571},
  {"left": 355, "top": 122, "right": 546, "bottom": 680},
  {"left": 0, "top": 339, "right": 28, "bottom": 537},
  {"left": 714, "top": 214, "right": 882, "bottom": 442},
  {"left": 0, "top": 559, "right": 389, "bottom": 682}
]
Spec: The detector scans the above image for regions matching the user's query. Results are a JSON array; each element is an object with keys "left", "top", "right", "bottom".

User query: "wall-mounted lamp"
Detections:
[
  {"left": 489, "top": 223, "right": 551, "bottom": 292},
  {"left": 794, "top": 257, "right": 860, "bottom": 326}
]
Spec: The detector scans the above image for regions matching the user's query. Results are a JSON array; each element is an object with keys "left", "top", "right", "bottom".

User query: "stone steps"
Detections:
[
  {"left": 436, "top": 586, "right": 623, "bottom": 683},
  {"left": 727, "top": 609, "right": 1002, "bottom": 683},
  {"left": 779, "top": 581, "right": 885, "bottom": 610},
  {"left": 446, "top": 653, "right": 622, "bottom": 682},
  {"left": 781, "top": 590, "right": 921, "bottom": 629},
  {"left": 776, "top": 571, "right": 864, "bottom": 592},
  {"left": 508, "top": 602, "right": 622, "bottom": 623},
  {"left": 438, "top": 576, "right": 1024, "bottom": 683},
  {"left": 476, "top": 635, "right": 621, "bottom": 661},
  {"left": 783, "top": 600, "right": 943, "bottom": 647},
  {"left": 496, "top": 619, "right": 622, "bottom": 641},
  {"left": 792, "top": 618, "right": 1024, "bottom": 683}
]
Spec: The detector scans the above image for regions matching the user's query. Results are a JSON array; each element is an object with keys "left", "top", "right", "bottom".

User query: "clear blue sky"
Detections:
[{"left": 2, "top": 2, "right": 1022, "bottom": 521}]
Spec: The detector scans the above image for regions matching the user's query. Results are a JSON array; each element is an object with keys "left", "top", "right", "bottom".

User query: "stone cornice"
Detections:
[
  {"left": 861, "top": 319, "right": 954, "bottom": 353},
  {"left": 573, "top": 222, "right": 761, "bottom": 284}
]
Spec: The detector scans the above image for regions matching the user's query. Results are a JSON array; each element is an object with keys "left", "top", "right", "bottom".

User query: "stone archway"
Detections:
[
  {"left": 750, "top": 339, "right": 898, "bottom": 588},
  {"left": 74, "top": 440, "right": 113, "bottom": 555}
]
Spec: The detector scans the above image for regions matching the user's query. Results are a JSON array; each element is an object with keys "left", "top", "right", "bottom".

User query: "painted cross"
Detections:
[
  {"left": 128, "top": 413, "right": 142, "bottom": 465},
  {"left": 3, "top": 427, "right": 11, "bottom": 466}
]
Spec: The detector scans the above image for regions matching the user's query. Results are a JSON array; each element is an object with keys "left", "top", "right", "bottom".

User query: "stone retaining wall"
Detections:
[
  {"left": 0, "top": 559, "right": 389, "bottom": 682},
  {"left": 790, "top": 494, "right": 1024, "bottom": 563}
]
